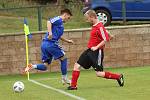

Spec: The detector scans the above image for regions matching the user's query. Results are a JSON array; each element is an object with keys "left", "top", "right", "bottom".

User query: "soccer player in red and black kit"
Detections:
[{"left": 68, "top": 10, "right": 124, "bottom": 90}]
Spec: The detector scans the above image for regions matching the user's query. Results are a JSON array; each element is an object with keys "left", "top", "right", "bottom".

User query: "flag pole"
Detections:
[
  {"left": 24, "top": 18, "right": 31, "bottom": 80},
  {"left": 25, "top": 34, "right": 30, "bottom": 80}
]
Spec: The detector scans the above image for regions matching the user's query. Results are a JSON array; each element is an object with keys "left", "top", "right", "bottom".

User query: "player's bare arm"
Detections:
[
  {"left": 108, "top": 33, "right": 113, "bottom": 40},
  {"left": 91, "top": 40, "right": 105, "bottom": 51},
  {"left": 106, "top": 30, "right": 113, "bottom": 40},
  {"left": 47, "top": 21, "right": 52, "bottom": 40},
  {"left": 60, "top": 36, "right": 74, "bottom": 44}
]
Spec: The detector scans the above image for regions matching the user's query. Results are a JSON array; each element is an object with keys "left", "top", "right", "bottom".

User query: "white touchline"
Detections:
[
  {"left": 29, "top": 79, "right": 86, "bottom": 100},
  {"left": 32, "top": 75, "right": 89, "bottom": 81}
]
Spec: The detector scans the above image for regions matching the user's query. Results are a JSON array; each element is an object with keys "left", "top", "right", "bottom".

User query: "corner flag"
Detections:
[
  {"left": 24, "top": 18, "right": 31, "bottom": 80},
  {"left": 24, "top": 18, "right": 32, "bottom": 39}
]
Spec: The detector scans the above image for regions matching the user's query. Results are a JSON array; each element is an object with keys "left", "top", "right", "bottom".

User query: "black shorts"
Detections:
[{"left": 77, "top": 49, "right": 104, "bottom": 71}]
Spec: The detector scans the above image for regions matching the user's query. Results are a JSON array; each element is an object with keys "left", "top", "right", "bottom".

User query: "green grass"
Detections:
[
  {"left": 0, "top": 13, "right": 90, "bottom": 34},
  {"left": 0, "top": 66, "right": 150, "bottom": 100},
  {"left": 0, "top": 16, "right": 47, "bottom": 33},
  {"left": 1, "top": 4, "right": 150, "bottom": 34},
  {"left": 1, "top": 1, "right": 150, "bottom": 34},
  {"left": 0, "top": 15, "right": 90, "bottom": 33},
  {"left": 0, "top": 4, "right": 91, "bottom": 34}
]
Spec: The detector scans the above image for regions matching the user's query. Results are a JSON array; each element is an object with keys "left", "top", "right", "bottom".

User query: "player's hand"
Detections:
[
  {"left": 68, "top": 40, "right": 74, "bottom": 44},
  {"left": 91, "top": 46, "right": 98, "bottom": 51},
  {"left": 47, "top": 32, "right": 52, "bottom": 40},
  {"left": 109, "top": 35, "right": 114, "bottom": 40},
  {"left": 47, "top": 35, "right": 52, "bottom": 40}
]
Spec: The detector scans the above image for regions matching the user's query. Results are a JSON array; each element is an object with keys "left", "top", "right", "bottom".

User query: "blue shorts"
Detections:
[{"left": 41, "top": 40, "right": 65, "bottom": 64}]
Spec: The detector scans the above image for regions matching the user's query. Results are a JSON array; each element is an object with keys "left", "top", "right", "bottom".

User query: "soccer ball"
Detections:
[{"left": 13, "top": 81, "right": 24, "bottom": 93}]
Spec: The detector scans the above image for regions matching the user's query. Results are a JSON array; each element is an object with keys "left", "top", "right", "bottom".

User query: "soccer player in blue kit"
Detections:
[{"left": 25, "top": 9, "right": 73, "bottom": 85}]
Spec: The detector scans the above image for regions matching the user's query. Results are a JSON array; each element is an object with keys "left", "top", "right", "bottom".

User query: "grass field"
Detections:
[
  {"left": 1, "top": 4, "right": 150, "bottom": 34},
  {"left": 0, "top": 14, "right": 90, "bottom": 33},
  {"left": 0, "top": 66, "right": 150, "bottom": 100},
  {"left": 0, "top": 4, "right": 91, "bottom": 34}
]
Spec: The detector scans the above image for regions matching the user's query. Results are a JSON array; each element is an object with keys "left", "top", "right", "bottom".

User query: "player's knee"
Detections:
[
  {"left": 44, "top": 63, "right": 49, "bottom": 67},
  {"left": 96, "top": 71, "right": 105, "bottom": 77},
  {"left": 60, "top": 55, "right": 67, "bottom": 61},
  {"left": 96, "top": 73, "right": 101, "bottom": 77},
  {"left": 73, "top": 63, "right": 80, "bottom": 71}
]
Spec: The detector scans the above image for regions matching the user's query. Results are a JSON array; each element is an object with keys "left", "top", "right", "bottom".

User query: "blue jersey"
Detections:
[
  {"left": 41, "top": 16, "right": 65, "bottom": 62},
  {"left": 44, "top": 16, "right": 64, "bottom": 42}
]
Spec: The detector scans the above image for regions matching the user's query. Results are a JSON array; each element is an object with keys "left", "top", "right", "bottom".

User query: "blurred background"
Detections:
[
  {"left": 0, "top": 0, "right": 150, "bottom": 33},
  {"left": 0, "top": 0, "right": 89, "bottom": 33}
]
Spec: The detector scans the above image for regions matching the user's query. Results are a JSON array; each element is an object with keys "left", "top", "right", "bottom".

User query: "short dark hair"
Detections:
[{"left": 61, "top": 8, "right": 72, "bottom": 16}]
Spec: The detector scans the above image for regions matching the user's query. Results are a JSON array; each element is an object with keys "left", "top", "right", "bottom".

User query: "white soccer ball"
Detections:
[{"left": 13, "top": 81, "right": 24, "bottom": 93}]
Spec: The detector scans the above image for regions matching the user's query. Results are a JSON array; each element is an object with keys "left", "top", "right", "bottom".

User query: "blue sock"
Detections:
[
  {"left": 60, "top": 58, "right": 67, "bottom": 75},
  {"left": 36, "top": 64, "right": 47, "bottom": 71}
]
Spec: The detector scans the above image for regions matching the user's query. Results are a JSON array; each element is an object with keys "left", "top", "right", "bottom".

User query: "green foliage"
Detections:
[
  {"left": 0, "top": 2, "right": 88, "bottom": 33},
  {"left": 0, "top": 0, "right": 35, "bottom": 8}
]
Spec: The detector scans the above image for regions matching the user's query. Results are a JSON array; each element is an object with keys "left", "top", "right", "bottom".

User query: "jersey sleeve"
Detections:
[
  {"left": 49, "top": 17, "right": 61, "bottom": 25},
  {"left": 99, "top": 25, "right": 110, "bottom": 42}
]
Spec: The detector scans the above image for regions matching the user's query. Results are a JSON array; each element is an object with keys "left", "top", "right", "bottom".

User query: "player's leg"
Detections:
[
  {"left": 33, "top": 63, "right": 48, "bottom": 70},
  {"left": 68, "top": 63, "right": 81, "bottom": 90},
  {"left": 95, "top": 71, "right": 124, "bottom": 87},
  {"left": 59, "top": 55, "right": 71, "bottom": 85},
  {"left": 25, "top": 62, "right": 49, "bottom": 72},
  {"left": 50, "top": 44, "right": 71, "bottom": 85},
  {"left": 25, "top": 41, "right": 52, "bottom": 72},
  {"left": 92, "top": 49, "right": 124, "bottom": 87},
  {"left": 33, "top": 51, "right": 53, "bottom": 71},
  {"left": 68, "top": 49, "right": 92, "bottom": 90}
]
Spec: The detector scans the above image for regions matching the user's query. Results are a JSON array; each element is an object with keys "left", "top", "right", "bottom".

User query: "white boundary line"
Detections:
[
  {"left": 29, "top": 79, "right": 86, "bottom": 100},
  {"left": 33, "top": 77, "right": 59, "bottom": 81}
]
